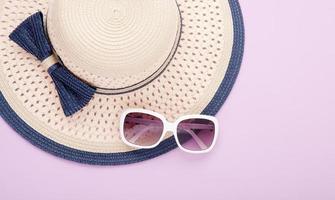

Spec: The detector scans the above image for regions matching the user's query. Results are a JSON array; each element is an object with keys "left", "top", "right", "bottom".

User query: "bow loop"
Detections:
[
  {"left": 48, "top": 64, "right": 96, "bottom": 117},
  {"left": 9, "top": 12, "right": 96, "bottom": 117},
  {"left": 9, "top": 12, "right": 52, "bottom": 61}
]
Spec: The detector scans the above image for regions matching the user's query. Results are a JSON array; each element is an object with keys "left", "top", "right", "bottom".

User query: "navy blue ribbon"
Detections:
[{"left": 9, "top": 12, "right": 96, "bottom": 117}]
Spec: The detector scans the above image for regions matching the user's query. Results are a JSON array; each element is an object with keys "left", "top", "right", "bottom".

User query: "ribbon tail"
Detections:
[{"left": 48, "top": 64, "right": 96, "bottom": 117}]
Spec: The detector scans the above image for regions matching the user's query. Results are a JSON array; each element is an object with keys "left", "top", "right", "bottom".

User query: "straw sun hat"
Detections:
[{"left": 0, "top": 0, "right": 244, "bottom": 165}]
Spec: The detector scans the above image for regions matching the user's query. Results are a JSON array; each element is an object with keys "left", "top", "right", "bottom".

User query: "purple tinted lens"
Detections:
[
  {"left": 177, "top": 118, "right": 216, "bottom": 152},
  {"left": 123, "top": 112, "right": 164, "bottom": 147}
]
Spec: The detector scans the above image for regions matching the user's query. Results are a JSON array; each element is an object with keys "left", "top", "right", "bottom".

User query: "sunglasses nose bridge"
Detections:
[{"left": 164, "top": 121, "right": 175, "bottom": 133}]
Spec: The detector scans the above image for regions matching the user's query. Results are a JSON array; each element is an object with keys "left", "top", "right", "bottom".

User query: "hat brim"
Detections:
[{"left": 0, "top": 0, "right": 244, "bottom": 165}]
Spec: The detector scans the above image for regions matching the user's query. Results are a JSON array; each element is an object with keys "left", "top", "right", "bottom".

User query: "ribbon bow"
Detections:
[{"left": 9, "top": 12, "right": 96, "bottom": 117}]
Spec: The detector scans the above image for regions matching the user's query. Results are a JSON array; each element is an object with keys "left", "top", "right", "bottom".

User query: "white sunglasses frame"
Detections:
[{"left": 120, "top": 109, "right": 219, "bottom": 154}]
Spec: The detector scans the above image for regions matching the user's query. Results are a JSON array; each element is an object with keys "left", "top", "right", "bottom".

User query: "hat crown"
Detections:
[{"left": 47, "top": 0, "right": 181, "bottom": 91}]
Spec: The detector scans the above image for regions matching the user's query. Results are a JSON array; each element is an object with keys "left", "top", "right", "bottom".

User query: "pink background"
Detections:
[{"left": 1, "top": 1, "right": 335, "bottom": 199}]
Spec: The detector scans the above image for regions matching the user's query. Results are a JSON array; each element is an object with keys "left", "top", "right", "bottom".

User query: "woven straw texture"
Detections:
[
  {"left": 0, "top": 0, "right": 244, "bottom": 164},
  {"left": 47, "top": 0, "right": 182, "bottom": 91}
]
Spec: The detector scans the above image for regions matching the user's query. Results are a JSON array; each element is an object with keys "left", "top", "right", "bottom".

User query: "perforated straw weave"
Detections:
[{"left": 0, "top": 0, "right": 244, "bottom": 165}]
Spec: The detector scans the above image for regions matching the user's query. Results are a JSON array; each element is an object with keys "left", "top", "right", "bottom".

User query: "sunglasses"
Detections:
[{"left": 120, "top": 109, "right": 219, "bottom": 154}]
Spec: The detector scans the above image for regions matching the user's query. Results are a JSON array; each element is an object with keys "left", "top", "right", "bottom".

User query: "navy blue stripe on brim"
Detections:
[{"left": 0, "top": 0, "right": 244, "bottom": 165}]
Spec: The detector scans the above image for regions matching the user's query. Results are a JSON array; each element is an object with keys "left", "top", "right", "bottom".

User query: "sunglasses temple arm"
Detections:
[
  {"left": 128, "top": 126, "right": 208, "bottom": 150},
  {"left": 126, "top": 117, "right": 214, "bottom": 130},
  {"left": 128, "top": 126, "right": 152, "bottom": 143},
  {"left": 178, "top": 123, "right": 214, "bottom": 130},
  {"left": 182, "top": 129, "right": 208, "bottom": 150}
]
